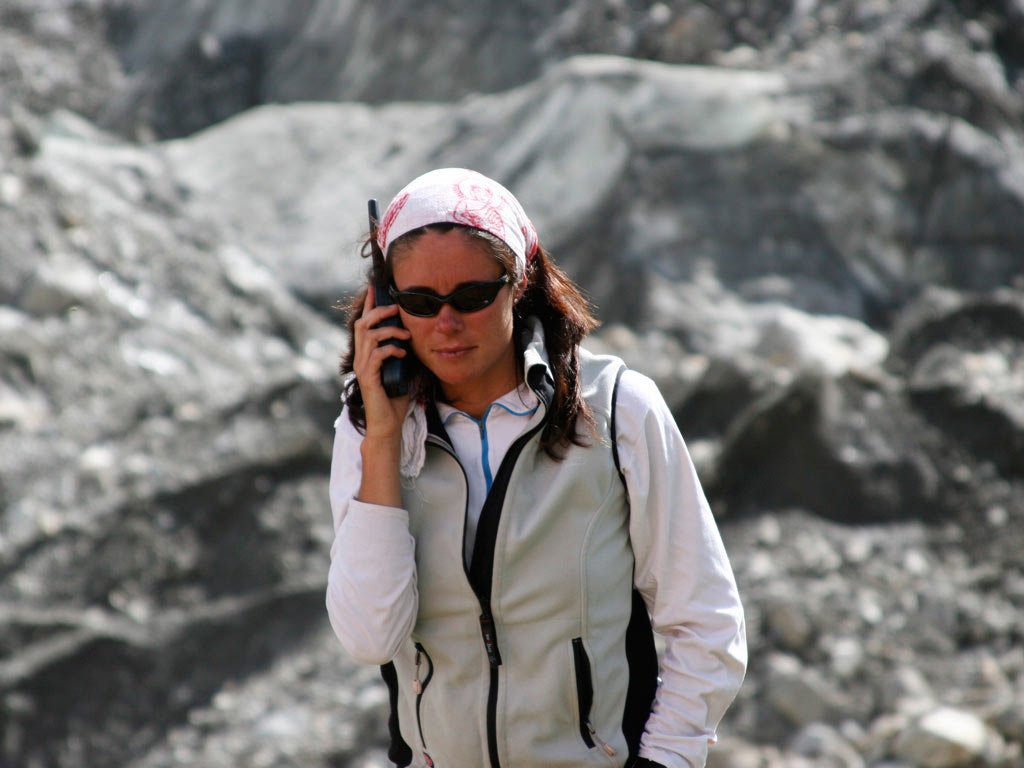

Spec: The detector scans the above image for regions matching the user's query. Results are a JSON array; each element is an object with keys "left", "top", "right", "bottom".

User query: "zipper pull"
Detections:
[
  {"left": 587, "top": 722, "right": 617, "bottom": 757},
  {"left": 413, "top": 647, "right": 423, "bottom": 695},
  {"left": 479, "top": 612, "right": 503, "bottom": 667}
]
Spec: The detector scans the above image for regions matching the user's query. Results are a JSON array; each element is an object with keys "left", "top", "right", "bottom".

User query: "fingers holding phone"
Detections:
[
  {"left": 365, "top": 198, "right": 412, "bottom": 399},
  {"left": 353, "top": 287, "right": 412, "bottom": 437}
]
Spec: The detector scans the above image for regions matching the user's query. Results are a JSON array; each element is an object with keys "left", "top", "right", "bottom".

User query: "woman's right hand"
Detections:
[{"left": 351, "top": 287, "right": 413, "bottom": 442}]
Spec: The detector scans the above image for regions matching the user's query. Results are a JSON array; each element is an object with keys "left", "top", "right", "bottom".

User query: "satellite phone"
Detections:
[{"left": 367, "top": 199, "right": 410, "bottom": 397}]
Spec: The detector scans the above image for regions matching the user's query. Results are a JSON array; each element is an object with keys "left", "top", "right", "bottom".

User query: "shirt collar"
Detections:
[{"left": 439, "top": 382, "right": 539, "bottom": 425}]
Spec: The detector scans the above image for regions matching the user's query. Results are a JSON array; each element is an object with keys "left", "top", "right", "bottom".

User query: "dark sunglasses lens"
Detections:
[
  {"left": 396, "top": 293, "right": 442, "bottom": 316},
  {"left": 391, "top": 277, "right": 507, "bottom": 317},
  {"left": 450, "top": 282, "right": 503, "bottom": 312}
]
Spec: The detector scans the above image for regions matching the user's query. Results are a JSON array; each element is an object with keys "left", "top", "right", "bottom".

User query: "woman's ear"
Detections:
[
  {"left": 514, "top": 267, "right": 530, "bottom": 301},
  {"left": 512, "top": 286, "right": 525, "bottom": 318}
]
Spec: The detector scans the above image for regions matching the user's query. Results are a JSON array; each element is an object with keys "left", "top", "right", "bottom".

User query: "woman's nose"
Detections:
[{"left": 434, "top": 302, "right": 464, "bottom": 332}]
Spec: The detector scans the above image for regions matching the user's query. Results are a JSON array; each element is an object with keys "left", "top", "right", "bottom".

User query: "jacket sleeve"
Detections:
[
  {"left": 325, "top": 407, "right": 418, "bottom": 664},
  {"left": 616, "top": 371, "right": 747, "bottom": 768}
]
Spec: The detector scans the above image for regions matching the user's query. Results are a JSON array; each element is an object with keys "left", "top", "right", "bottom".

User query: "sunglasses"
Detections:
[{"left": 389, "top": 275, "right": 510, "bottom": 317}]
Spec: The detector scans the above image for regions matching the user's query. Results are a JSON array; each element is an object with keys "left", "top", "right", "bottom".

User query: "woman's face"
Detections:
[{"left": 390, "top": 229, "right": 519, "bottom": 413}]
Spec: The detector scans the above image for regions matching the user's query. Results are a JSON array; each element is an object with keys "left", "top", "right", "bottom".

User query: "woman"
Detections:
[{"left": 327, "top": 168, "right": 746, "bottom": 768}]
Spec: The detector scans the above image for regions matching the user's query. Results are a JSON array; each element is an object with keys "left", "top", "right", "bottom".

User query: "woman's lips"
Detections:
[{"left": 434, "top": 346, "right": 474, "bottom": 360}]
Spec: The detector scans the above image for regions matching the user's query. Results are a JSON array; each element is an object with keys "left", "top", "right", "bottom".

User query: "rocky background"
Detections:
[{"left": 1, "top": 1, "right": 1023, "bottom": 766}]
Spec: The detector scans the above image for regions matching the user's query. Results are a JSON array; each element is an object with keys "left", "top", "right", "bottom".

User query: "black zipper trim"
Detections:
[
  {"left": 473, "top": 367, "right": 551, "bottom": 768},
  {"left": 423, "top": 365, "right": 554, "bottom": 768},
  {"left": 610, "top": 363, "right": 628, "bottom": 487},
  {"left": 413, "top": 642, "right": 435, "bottom": 748},
  {"left": 468, "top": 364, "right": 553, "bottom": 601},
  {"left": 487, "top": 665, "right": 501, "bottom": 767},
  {"left": 572, "top": 637, "right": 597, "bottom": 748},
  {"left": 425, "top": 404, "right": 473, "bottom": 571}
]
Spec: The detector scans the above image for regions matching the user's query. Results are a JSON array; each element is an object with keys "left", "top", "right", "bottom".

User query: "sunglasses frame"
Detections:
[{"left": 388, "top": 275, "right": 511, "bottom": 317}]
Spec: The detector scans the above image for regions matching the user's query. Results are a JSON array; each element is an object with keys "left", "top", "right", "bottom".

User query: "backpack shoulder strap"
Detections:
[
  {"left": 611, "top": 363, "right": 628, "bottom": 494},
  {"left": 611, "top": 361, "right": 658, "bottom": 758}
]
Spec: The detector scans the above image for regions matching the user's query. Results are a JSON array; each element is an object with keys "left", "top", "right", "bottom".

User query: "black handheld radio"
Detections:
[{"left": 367, "top": 199, "right": 410, "bottom": 397}]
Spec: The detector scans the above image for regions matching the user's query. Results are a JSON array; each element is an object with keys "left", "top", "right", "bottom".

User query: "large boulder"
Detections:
[{"left": 891, "top": 288, "right": 1024, "bottom": 478}]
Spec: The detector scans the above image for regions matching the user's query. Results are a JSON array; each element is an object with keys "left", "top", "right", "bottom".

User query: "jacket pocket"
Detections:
[
  {"left": 572, "top": 637, "right": 618, "bottom": 758},
  {"left": 571, "top": 637, "right": 596, "bottom": 747}
]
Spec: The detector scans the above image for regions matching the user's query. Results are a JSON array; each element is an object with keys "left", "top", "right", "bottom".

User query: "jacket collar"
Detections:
[{"left": 522, "top": 316, "right": 555, "bottom": 409}]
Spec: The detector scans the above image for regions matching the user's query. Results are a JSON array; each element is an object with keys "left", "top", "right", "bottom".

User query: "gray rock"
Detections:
[
  {"left": 825, "top": 636, "right": 865, "bottom": 680},
  {"left": 711, "top": 370, "right": 945, "bottom": 523},
  {"left": 17, "top": 252, "right": 102, "bottom": 316},
  {"left": 897, "top": 290, "right": 1024, "bottom": 478},
  {"left": 790, "top": 722, "right": 866, "bottom": 768},
  {"left": 750, "top": 305, "right": 888, "bottom": 377},
  {"left": 765, "top": 653, "right": 857, "bottom": 727},
  {"left": 764, "top": 595, "right": 817, "bottom": 653},
  {"left": 893, "top": 707, "right": 1003, "bottom": 768},
  {"left": 877, "top": 665, "right": 936, "bottom": 714}
]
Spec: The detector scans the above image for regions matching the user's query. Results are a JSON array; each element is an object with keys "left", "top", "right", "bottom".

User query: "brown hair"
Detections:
[{"left": 339, "top": 224, "right": 599, "bottom": 459}]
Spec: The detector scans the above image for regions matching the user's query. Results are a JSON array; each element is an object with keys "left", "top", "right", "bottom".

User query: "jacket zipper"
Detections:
[
  {"left": 424, "top": 369, "right": 553, "bottom": 768},
  {"left": 428, "top": 434, "right": 506, "bottom": 767},
  {"left": 572, "top": 637, "right": 617, "bottom": 758},
  {"left": 475, "top": 405, "right": 551, "bottom": 768},
  {"left": 424, "top": 436, "right": 503, "bottom": 668},
  {"left": 481, "top": 599, "right": 502, "bottom": 768}
]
